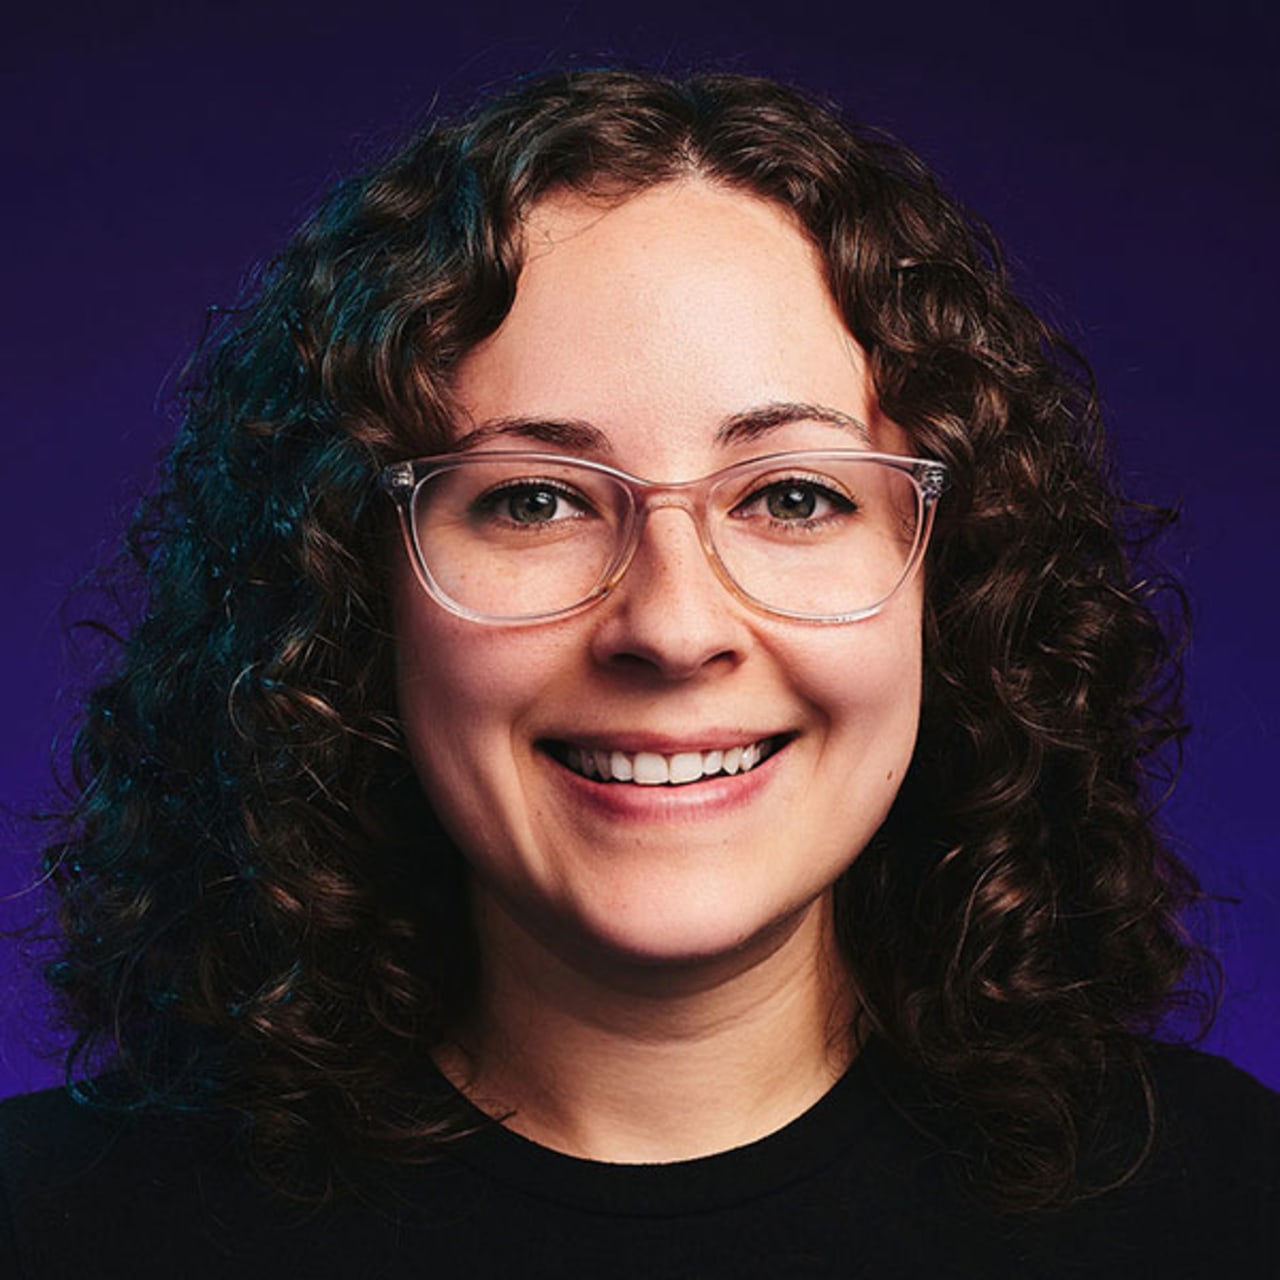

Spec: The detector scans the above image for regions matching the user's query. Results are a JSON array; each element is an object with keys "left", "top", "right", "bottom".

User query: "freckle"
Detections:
[{"left": 886, "top": 769, "right": 894, "bottom": 781}]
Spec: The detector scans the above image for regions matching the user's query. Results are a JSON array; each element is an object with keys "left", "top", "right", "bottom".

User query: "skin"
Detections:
[{"left": 394, "top": 178, "right": 925, "bottom": 1161}]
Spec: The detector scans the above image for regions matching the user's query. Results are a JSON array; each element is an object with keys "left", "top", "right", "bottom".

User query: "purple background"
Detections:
[{"left": 3, "top": 1, "right": 1276, "bottom": 1099}]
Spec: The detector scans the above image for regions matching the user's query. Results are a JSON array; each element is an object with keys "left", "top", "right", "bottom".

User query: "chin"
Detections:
[{"left": 550, "top": 884, "right": 827, "bottom": 979}]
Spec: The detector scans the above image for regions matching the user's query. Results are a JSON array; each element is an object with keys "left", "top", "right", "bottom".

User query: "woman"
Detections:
[{"left": 1, "top": 68, "right": 1275, "bottom": 1277}]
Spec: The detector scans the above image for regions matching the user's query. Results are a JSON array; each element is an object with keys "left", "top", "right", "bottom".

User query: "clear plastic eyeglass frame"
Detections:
[{"left": 380, "top": 449, "right": 948, "bottom": 626}]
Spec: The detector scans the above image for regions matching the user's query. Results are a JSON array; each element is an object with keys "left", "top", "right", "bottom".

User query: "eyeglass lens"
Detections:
[{"left": 409, "top": 455, "right": 923, "bottom": 622}]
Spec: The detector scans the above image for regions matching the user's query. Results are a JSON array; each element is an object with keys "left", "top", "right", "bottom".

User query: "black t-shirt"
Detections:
[{"left": 1, "top": 1043, "right": 1276, "bottom": 1278}]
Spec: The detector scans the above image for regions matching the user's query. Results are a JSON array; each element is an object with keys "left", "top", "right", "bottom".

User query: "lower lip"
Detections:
[{"left": 542, "top": 743, "right": 788, "bottom": 822}]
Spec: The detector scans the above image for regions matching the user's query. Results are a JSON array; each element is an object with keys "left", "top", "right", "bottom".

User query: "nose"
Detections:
[{"left": 588, "top": 506, "right": 749, "bottom": 680}]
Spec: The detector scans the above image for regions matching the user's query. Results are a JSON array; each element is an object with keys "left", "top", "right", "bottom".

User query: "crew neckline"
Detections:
[{"left": 443, "top": 1051, "right": 885, "bottom": 1217}]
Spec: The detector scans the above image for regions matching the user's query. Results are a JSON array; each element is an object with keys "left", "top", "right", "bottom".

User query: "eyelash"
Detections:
[
  {"left": 731, "top": 477, "right": 859, "bottom": 525},
  {"left": 472, "top": 480, "right": 597, "bottom": 525}
]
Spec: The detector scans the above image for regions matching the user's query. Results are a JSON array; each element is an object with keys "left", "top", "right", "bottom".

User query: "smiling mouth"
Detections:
[{"left": 544, "top": 736, "right": 790, "bottom": 786}]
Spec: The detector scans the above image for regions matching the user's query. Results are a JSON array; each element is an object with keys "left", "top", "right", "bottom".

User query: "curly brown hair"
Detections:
[{"left": 39, "top": 67, "right": 1212, "bottom": 1209}]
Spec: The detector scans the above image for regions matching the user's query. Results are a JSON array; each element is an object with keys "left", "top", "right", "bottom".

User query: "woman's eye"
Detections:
[
  {"left": 738, "top": 479, "right": 854, "bottom": 523},
  {"left": 476, "top": 482, "right": 590, "bottom": 525}
]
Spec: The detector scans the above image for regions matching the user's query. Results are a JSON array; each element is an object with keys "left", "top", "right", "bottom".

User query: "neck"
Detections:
[{"left": 437, "top": 891, "right": 859, "bottom": 1163}]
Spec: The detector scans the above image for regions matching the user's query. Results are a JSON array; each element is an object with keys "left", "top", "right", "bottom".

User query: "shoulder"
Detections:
[
  {"left": 1145, "top": 1037, "right": 1279, "bottom": 1100},
  {"left": 0, "top": 1079, "right": 238, "bottom": 1188},
  {"left": 854, "top": 1039, "right": 1279, "bottom": 1277},
  {"left": 1143, "top": 1040, "right": 1280, "bottom": 1171},
  {"left": 0, "top": 1085, "right": 235, "bottom": 1277},
  {"left": 1151, "top": 1038, "right": 1280, "bottom": 1097},
  {"left": 0, "top": 1084, "right": 346, "bottom": 1279},
  {"left": 0, "top": 1084, "right": 484, "bottom": 1280},
  {"left": 1035, "top": 1043, "right": 1280, "bottom": 1277}
]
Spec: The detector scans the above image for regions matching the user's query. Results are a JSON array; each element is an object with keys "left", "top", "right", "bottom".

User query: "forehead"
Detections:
[
  {"left": 512, "top": 178, "right": 839, "bottom": 343},
  {"left": 450, "top": 179, "right": 896, "bottom": 459},
  {"left": 521, "top": 178, "right": 819, "bottom": 277}
]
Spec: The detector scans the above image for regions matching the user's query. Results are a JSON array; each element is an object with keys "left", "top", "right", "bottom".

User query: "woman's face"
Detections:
[{"left": 393, "top": 179, "right": 923, "bottom": 977}]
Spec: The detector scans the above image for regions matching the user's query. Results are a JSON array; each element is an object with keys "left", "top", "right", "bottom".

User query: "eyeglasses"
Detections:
[{"left": 380, "top": 449, "right": 947, "bottom": 625}]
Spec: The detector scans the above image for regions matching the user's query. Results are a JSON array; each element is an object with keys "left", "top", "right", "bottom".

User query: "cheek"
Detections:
[
  {"left": 391, "top": 584, "right": 570, "bottom": 803},
  {"left": 809, "top": 605, "right": 922, "bottom": 710},
  {"left": 797, "top": 606, "right": 924, "bottom": 777},
  {"left": 392, "top": 584, "right": 494, "bottom": 807},
  {"left": 397, "top": 620, "right": 493, "bottom": 748}
]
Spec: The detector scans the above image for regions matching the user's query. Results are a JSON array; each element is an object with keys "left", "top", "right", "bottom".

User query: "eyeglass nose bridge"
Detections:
[
  {"left": 643, "top": 489, "right": 699, "bottom": 513},
  {"left": 634, "top": 475, "right": 712, "bottom": 525},
  {"left": 603, "top": 477, "right": 738, "bottom": 602}
]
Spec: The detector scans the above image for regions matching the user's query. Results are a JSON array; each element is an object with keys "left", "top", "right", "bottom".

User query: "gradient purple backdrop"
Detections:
[{"left": 3, "top": 1, "right": 1276, "bottom": 1099}]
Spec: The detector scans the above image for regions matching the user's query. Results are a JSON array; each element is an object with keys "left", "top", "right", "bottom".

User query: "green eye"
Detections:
[
  {"left": 473, "top": 481, "right": 592, "bottom": 526},
  {"left": 736, "top": 478, "right": 855, "bottom": 524},
  {"left": 505, "top": 486, "right": 562, "bottom": 523},
  {"left": 766, "top": 484, "right": 819, "bottom": 519}
]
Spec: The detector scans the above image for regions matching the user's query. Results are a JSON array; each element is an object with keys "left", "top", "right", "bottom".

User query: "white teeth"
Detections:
[
  {"left": 561, "top": 739, "right": 775, "bottom": 785},
  {"left": 668, "top": 752, "right": 704, "bottom": 785},
  {"left": 632, "top": 752, "right": 669, "bottom": 785}
]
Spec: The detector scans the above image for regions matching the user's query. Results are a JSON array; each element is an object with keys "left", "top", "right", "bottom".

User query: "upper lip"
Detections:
[{"left": 537, "top": 730, "right": 793, "bottom": 755}]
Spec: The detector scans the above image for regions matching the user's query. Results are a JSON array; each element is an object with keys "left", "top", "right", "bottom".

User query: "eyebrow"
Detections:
[
  {"left": 714, "top": 402, "right": 871, "bottom": 446},
  {"left": 449, "top": 401, "right": 871, "bottom": 453},
  {"left": 450, "top": 416, "right": 608, "bottom": 452}
]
